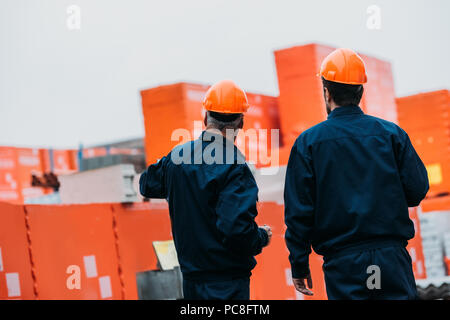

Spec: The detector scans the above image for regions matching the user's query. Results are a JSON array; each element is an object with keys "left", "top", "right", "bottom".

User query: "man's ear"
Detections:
[
  {"left": 324, "top": 87, "right": 331, "bottom": 103},
  {"left": 238, "top": 115, "right": 244, "bottom": 129},
  {"left": 204, "top": 112, "right": 208, "bottom": 127}
]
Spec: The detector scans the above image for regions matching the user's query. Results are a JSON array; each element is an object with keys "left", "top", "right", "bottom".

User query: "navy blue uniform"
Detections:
[
  {"left": 284, "top": 105, "right": 429, "bottom": 300},
  {"left": 140, "top": 130, "right": 268, "bottom": 300}
]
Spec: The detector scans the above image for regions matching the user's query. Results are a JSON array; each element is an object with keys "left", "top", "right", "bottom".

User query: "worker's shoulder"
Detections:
[
  {"left": 361, "top": 114, "right": 407, "bottom": 137},
  {"left": 295, "top": 120, "right": 331, "bottom": 145},
  {"left": 294, "top": 114, "right": 407, "bottom": 149}
]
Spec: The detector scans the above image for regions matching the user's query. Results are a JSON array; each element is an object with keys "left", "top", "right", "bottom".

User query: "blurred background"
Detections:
[
  {"left": 0, "top": 0, "right": 450, "bottom": 300},
  {"left": 1, "top": 0, "right": 449, "bottom": 147}
]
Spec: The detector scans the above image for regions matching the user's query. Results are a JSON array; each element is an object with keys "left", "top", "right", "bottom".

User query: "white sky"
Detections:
[{"left": 1, "top": 0, "right": 449, "bottom": 148}]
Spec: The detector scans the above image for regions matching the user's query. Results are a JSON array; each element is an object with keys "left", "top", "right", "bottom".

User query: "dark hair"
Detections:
[
  {"left": 206, "top": 111, "right": 243, "bottom": 131},
  {"left": 208, "top": 111, "right": 242, "bottom": 122},
  {"left": 322, "top": 77, "right": 364, "bottom": 106}
]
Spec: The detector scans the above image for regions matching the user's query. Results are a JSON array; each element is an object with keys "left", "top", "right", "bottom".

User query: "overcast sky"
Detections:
[{"left": 1, "top": 0, "right": 449, "bottom": 148}]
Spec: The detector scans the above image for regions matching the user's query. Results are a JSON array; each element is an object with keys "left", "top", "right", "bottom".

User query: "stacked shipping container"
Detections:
[
  {"left": 0, "top": 146, "right": 143, "bottom": 204},
  {"left": 274, "top": 44, "right": 398, "bottom": 147},
  {"left": 141, "top": 82, "right": 282, "bottom": 168},
  {"left": 0, "top": 147, "right": 45, "bottom": 203},
  {"left": 397, "top": 90, "right": 450, "bottom": 197}
]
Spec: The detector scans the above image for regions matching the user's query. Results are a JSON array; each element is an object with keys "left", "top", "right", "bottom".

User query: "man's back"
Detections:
[
  {"left": 140, "top": 130, "right": 268, "bottom": 281},
  {"left": 285, "top": 105, "right": 429, "bottom": 258}
]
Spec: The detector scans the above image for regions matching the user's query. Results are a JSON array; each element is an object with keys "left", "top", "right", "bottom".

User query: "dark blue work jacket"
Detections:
[
  {"left": 284, "top": 105, "right": 429, "bottom": 278},
  {"left": 139, "top": 130, "right": 268, "bottom": 281}
]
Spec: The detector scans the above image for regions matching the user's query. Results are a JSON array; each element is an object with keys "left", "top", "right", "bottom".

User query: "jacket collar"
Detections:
[
  {"left": 327, "top": 105, "right": 364, "bottom": 119},
  {"left": 201, "top": 129, "right": 238, "bottom": 148}
]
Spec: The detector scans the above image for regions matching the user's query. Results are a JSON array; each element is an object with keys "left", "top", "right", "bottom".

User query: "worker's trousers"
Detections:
[
  {"left": 182, "top": 277, "right": 250, "bottom": 300},
  {"left": 322, "top": 240, "right": 418, "bottom": 300}
]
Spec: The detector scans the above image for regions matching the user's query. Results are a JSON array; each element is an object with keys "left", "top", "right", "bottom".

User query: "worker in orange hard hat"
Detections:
[
  {"left": 139, "top": 80, "right": 272, "bottom": 300},
  {"left": 284, "top": 48, "right": 429, "bottom": 300}
]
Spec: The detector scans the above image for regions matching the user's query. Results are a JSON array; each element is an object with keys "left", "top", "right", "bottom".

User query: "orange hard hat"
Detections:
[
  {"left": 203, "top": 80, "right": 250, "bottom": 113},
  {"left": 319, "top": 48, "right": 367, "bottom": 85}
]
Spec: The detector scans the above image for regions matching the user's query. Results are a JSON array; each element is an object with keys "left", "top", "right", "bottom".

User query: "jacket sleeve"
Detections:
[
  {"left": 284, "top": 138, "right": 315, "bottom": 279},
  {"left": 215, "top": 164, "right": 268, "bottom": 257},
  {"left": 139, "top": 155, "right": 169, "bottom": 199},
  {"left": 396, "top": 131, "right": 429, "bottom": 207}
]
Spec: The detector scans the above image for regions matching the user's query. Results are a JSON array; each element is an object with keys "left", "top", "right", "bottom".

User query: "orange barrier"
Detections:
[
  {"left": 252, "top": 202, "right": 328, "bottom": 300},
  {"left": 0, "top": 200, "right": 430, "bottom": 300},
  {"left": 0, "top": 202, "right": 35, "bottom": 299},
  {"left": 25, "top": 204, "right": 122, "bottom": 299},
  {"left": 112, "top": 202, "right": 172, "bottom": 300}
]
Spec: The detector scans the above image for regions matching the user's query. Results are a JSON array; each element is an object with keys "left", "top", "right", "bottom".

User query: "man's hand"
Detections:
[
  {"left": 260, "top": 225, "right": 272, "bottom": 246},
  {"left": 293, "top": 274, "right": 313, "bottom": 296}
]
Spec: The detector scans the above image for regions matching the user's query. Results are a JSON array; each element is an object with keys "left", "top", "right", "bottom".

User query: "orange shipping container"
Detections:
[
  {"left": 141, "top": 83, "right": 207, "bottom": 165},
  {"left": 274, "top": 43, "right": 398, "bottom": 146},
  {"left": 0, "top": 147, "right": 21, "bottom": 203},
  {"left": 16, "top": 148, "right": 45, "bottom": 202},
  {"left": 421, "top": 195, "right": 450, "bottom": 213},
  {"left": 40, "top": 149, "right": 77, "bottom": 175},
  {"left": 83, "top": 148, "right": 107, "bottom": 159},
  {"left": 141, "top": 82, "right": 281, "bottom": 167},
  {"left": 397, "top": 90, "right": 449, "bottom": 132},
  {"left": 397, "top": 90, "right": 450, "bottom": 196}
]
